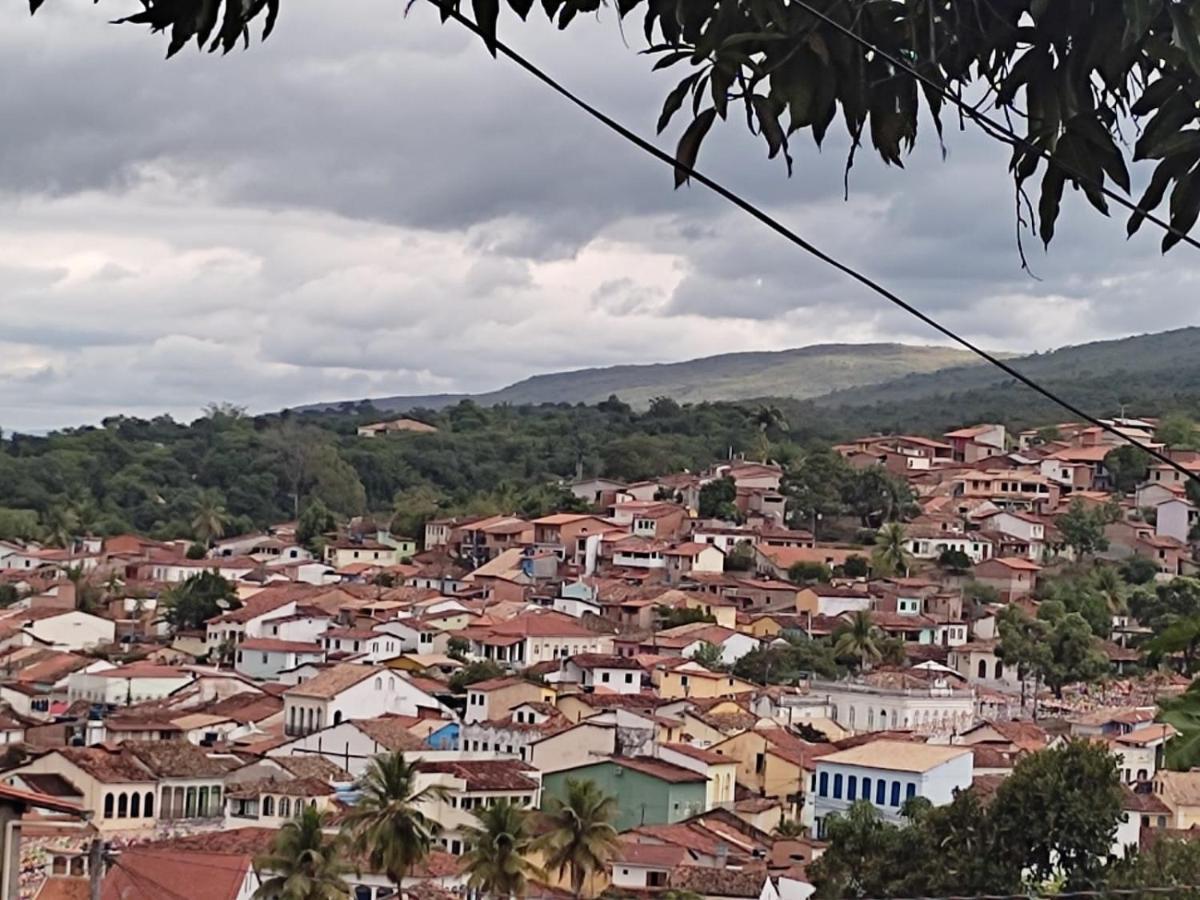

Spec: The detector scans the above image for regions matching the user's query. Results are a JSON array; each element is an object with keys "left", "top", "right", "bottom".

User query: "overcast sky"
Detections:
[{"left": 1, "top": 1, "right": 1197, "bottom": 431}]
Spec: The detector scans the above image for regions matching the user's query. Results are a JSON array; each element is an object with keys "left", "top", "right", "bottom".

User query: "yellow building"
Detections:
[
  {"left": 655, "top": 661, "right": 759, "bottom": 701},
  {"left": 710, "top": 727, "right": 832, "bottom": 811}
]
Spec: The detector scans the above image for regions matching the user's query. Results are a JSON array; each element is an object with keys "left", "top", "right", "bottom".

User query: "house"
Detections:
[
  {"left": 460, "top": 701, "right": 571, "bottom": 761},
  {"left": 569, "top": 477, "right": 630, "bottom": 507},
  {"left": 0, "top": 782, "right": 85, "bottom": 898},
  {"left": 324, "top": 539, "right": 403, "bottom": 569},
  {"left": 947, "top": 640, "right": 1024, "bottom": 690},
  {"left": 357, "top": 417, "right": 438, "bottom": 437},
  {"left": 754, "top": 545, "right": 861, "bottom": 580},
  {"left": 268, "top": 714, "right": 436, "bottom": 776},
  {"left": 902, "top": 527, "right": 995, "bottom": 565},
  {"left": 664, "top": 544, "right": 726, "bottom": 583},
  {"left": 464, "top": 676, "right": 555, "bottom": 724},
  {"left": 657, "top": 743, "right": 738, "bottom": 809},
  {"left": 67, "top": 664, "right": 196, "bottom": 706},
  {"left": 608, "top": 502, "right": 689, "bottom": 540},
  {"left": 226, "top": 775, "right": 340, "bottom": 826},
  {"left": 709, "top": 727, "right": 833, "bottom": 809},
  {"left": 234, "top": 638, "right": 326, "bottom": 679},
  {"left": 809, "top": 741, "right": 974, "bottom": 835},
  {"left": 795, "top": 585, "right": 872, "bottom": 617},
  {"left": 655, "top": 662, "right": 759, "bottom": 701},
  {"left": 809, "top": 674, "right": 976, "bottom": 736},
  {"left": 205, "top": 592, "right": 300, "bottom": 648},
  {"left": 100, "top": 840, "right": 261, "bottom": 900},
  {"left": 542, "top": 756, "right": 708, "bottom": 831},
  {"left": 282, "top": 664, "right": 451, "bottom": 737},
  {"left": 456, "top": 610, "right": 612, "bottom": 667},
  {"left": 973, "top": 557, "right": 1041, "bottom": 601},
  {"left": 532, "top": 514, "right": 622, "bottom": 563},
  {"left": 1156, "top": 497, "right": 1199, "bottom": 544},
  {"left": 417, "top": 759, "right": 542, "bottom": 855},
  {"left": 556, "top": 654, "right": 646, "bottom": 694},
  {"left": 527, "top": 720, "right": 619, "bottom": 774},
  {"left": 21, "top": 610, "right": 116, "bottom": 651},
  {"left": 945, "top": 424, "right": 1007, "bottom": 462},
  {"left": 1152, "top": 770, "right": 1200, "bottom": 828}
]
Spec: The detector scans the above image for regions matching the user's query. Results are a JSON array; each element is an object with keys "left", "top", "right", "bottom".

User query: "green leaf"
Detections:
[
  {"left": 1128, "top": 152, "right": 1200, "bottom": 236},
  {"left": 751, "top": 94, "right": 788, "bottom": 167},
  {"left": 674, "top": 107, "right": 718, "bottom": 187},
  {"left": 1130, "top": 75, "right": 1179, "bottom": 116},
  {"left": 508, "top": 0, "right": 536, "bottom": 22},
  {"left": 657, "top": 72, "right": 701, "bottom": 133},
  {"left": 1169, "top": 2, "right": 1200, "bottom": 75},
  {"left": 1038, "top": 164, "right": 1067, "bottom": 246},
  {"left": 1134, "top": 92, "right": 1197, "bottom": 160},
  {"left": 472, "top": 0, "right": 501, "bottom": 53},
  {"left": 1164, "top": 166, "right": 1200, "bottom": 250}
]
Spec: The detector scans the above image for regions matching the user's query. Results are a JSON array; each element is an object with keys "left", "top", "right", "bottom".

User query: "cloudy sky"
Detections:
[{"left": 1, "top": 0, "right": 1196, "bottom": 431}]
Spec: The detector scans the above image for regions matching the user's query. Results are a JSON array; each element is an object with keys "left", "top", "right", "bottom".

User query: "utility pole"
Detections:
[{"left": 88, "top": 835, "right": 104, "bottom": 900}]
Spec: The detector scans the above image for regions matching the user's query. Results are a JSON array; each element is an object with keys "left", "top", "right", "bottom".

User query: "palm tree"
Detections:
[
  {"left": 461, "top": 799, "right": 545, "bottom": 899},
  {"left": 41, "top": 506, "right": 79, "bottom": 551},
  {"left": 341, "top": 752, "right": 449, "bottom": 892},
  {"left": 535, "top": 779, "right": 621, "bottom": 898},
  {"left": 833, "top": 611, "right": 883, "bottom": 671},
  {"left": 1091, "top": 565, "right": 1128, "bottom": 614},
  {"left": 191, "top": 489, "right": 229, "bottom": 547},
  {"left": 871, "top": 523, "right": 912, "bottom": 577},
  {"left": 253, "top": 806, "right": 352, "bottom": 900},
  {"left": 751, "top": 405, "right": 788, "bottom": 462}
]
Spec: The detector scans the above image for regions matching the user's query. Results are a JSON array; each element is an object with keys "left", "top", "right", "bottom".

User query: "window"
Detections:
[
  {"left": 862, "top": 777, "right": 871, "bottom": 803},
  {"left": 118, "top": 794, "right": 128, "bottom": 819},
  {"left": 755, "top": 753, "right": 766, "bottom": 775},
  {"left": 832, "top": 774, "right": 843, "bottom": 799},
  {"left": 104, "top": 793, "right": 114, "bottom": 819},
  {"left": 890, "top": 781, "right": 901, "bottom": 807},
  {"left": 906, "top": 783, "right": 916, "bottom": 802},
  {"left": 867, "top": 709, "right": 874, "bottom": 730},
  {"left": 144, "top": 792, "right": 154, "bottom": 817},
  {"left": 625, "top": 673, "right": 634, "bottom": 684},
  {"left": 875, "top": 780, "right": 886, "bottom": 805},
  {"left": 977, "top": 659, "right": 987, "bottom": 678},
  {"left": 818, "top": 772, "right": 828, "bottom": 797},
  {"left": 263, "top": 796, "right": 275, "bottom": 817},
  {"left": 995, "top": 660, "right": 1004, "bottom": 679},
  {"left": 262, "top": 653, "right": 269, "bottom": 664},
  {"left": 847, "top": 776, "right": 857, "bottom": 802}
]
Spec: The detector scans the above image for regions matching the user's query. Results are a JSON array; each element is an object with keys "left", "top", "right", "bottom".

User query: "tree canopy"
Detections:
[{"left": 31, "top": 1, "right": 1200, "bottom": 254}]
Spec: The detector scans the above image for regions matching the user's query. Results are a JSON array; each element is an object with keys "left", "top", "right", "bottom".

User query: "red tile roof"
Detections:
[
  {"left": 609, "top": 756, "right": 706, "bottom": 783},
  {"left": 101, "top": 848, "right": 252, "bottom": 900}
]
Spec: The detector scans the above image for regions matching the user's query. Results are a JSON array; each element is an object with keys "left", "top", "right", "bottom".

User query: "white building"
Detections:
[
  {"left": 282, "top": 664, "right": 452, "bottom": 737},
  {"left": 810, "top": 677, "right": 976, "bottom": 737},
  {"left": 235, "top": 638, "right": 326, "bottom": 680},
  {"left": 67, "top": 664, "right": 196, "bottom": 706},
  {"left": 23, "top": 610, "right": 116, "bottom": 651},
  {"left": 809, "top": 740, "right": 974, "bottom": 835},
  {"left": 555, "top": 655, "right": 645, "bottom": 694}
]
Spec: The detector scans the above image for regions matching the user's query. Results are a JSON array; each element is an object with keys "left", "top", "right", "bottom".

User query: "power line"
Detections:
[
  {"left": 432, "top": 2, "right": 1200, "bottom": 487},
  {"left": 791, "top": 0, "right": 1200, "bottom": 253}
]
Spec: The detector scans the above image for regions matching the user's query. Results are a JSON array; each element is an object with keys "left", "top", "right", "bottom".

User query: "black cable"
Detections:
[
  {"left": 433, "top": 2, "right": 1200, "bottom": 487},
  {"left": 791, "top": 0, "right": 1200, "bottom": 253}
]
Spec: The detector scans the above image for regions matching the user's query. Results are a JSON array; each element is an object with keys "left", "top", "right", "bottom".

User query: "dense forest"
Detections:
[
  {"left": 3, "top": 371, "right": 1198, "bottom": 545},
  {"left": 0, "top": 398, "right": 818, "bottom": 542}
]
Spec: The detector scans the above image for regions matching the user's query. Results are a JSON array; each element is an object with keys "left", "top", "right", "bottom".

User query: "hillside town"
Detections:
[{"left": 0, "top": 413, "right": 1199, "bottom": 899}]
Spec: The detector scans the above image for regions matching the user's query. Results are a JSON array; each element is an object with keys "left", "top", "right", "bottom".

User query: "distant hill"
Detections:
[{"left": 301, "top": 343, "right": 982, "bottom": 413}]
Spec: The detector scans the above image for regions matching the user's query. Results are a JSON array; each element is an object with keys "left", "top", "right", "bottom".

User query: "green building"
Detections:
[{"left": 540, "top": 757, "right": 708, "bottom": 832}]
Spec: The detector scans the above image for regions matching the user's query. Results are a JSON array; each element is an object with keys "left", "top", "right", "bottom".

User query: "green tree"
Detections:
[
  {"left": 724, "top": 540, "right": 754, "bottom": 572},
  {"left": 164, "top": 571, "right": 240, "bottom": 630},
  {"left": 991, "top": 741, "right": 1123, "bottom": 888},
  {"left": 1058, "top": 499, "right": 1119, "bottom": 558},
  {"left": 1120, "top": 555, "right": 1160, "bottom": 586},
  {"left": 190, "top": 488, "right": 229, "bottom": 546},
  {"left": 252, "top": 806, "right": 352, "bottom": 900},
  {"left": 341, "top": 752, "right": 449, "bottom": 891},
  {"left": 697, "top": 476, "right": 738, "bottom": 521},
  {"left": 296, "top": 499, "right": 336, "bottom": 549},
  {"left": 41, "top": 506, "right": 78, "bottom": 551},
  {"left": 1159, "top": 414, "right": 1200, "bottom": 450},
  {"left": 871, "top": 523, "right": 912, "bottom": 578},
  {"left": 808, "top": 802, "right": 907, "bottom": 899},
  {"left": 447, "top": 636, "right": 470, "bottom": 662},
  {"left": 787, "top": 561, "right": 831, "bottom": 585},
  {"left": 460, "top": 799, "right": 545, "bottom": 899},
  {"left": 843, "top": 468, "right": 914, "bottom": 528},
  {"left": 535, "top": 779, "right": 621, "bottom": 898},
  {"left": 1144, "top": 616, "right": 1200, "bottom": 673},
  {"left": 1107, "top": 834, "right": 1200, "bottom": 890},
  {"left": 841, "top": 555, "right": 869, "bottom": 579},
  {"left": 782, "top": 450, "right": 850, "bottom": 538},
  {"left": 1037, "top": 603, "right": 1110, "bottom": 698},
  {"left": 1130, "top": 577, "right": 1200, "bottom": 631},
  {"left": 996, "top": 605, "right": 1051, "bottom": 711},
  {"left": 390, "top": 486, "right": 442, "bottom": 545},
  {"left": 687, "top": 641, "right": 725, "bottom": 671},
  {"left": 448, "top": 660, "right": 505, "bottom": 693},
  {"left": 937, "top": 547, "right": 972, "bottom": 574},
  {"left": 1104, "top": 446, "right": 1151, "bottom": 494},
  {"left": 1158, "top": 679, "right": 1200, "bottom": 770},
  {"left": 832, "top": 611, "right": 882, "bottom": 671}
]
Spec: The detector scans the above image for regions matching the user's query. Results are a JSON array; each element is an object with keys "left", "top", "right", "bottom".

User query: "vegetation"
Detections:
[
  {"left": 732, "top": 635, "right": 840, "bottom": 683},
  {"left": 164, "top": 571, "right": 240, "bottom": 631},
  {"left": 697, "top": 476, "right": 739, "bottom": 521},
  {"left": 871, "top": 523, "right": 911, "bottom": 577},
  {"left": 447, "top": 660, "right": 506, "bottom": 693},
  {"left": 997, "top": 602, "right": 1109, "bottom": 701},
  {"left": 253, "top": 806, "right": 352, "bottom": 900},
  {"left": 341, "top": 752, "right": 449, "bottom": 889},
  {"left": 810, "top": 742, "right": 1123, "bottom": 897},
  {"left": 832, "top": 611, "right": 883, "bottom": 671},
  {"left": 535, "top": 779, "right": 621, "bottom": 899},
  {"left": 1058, "top": 500, "right": 1120, "bottom": 558},
  {"left": 786, "top": 561, "right": 831, "bottom": 586},
  {"left": 687, "top": 641, "right": 726, "bottom": 671},
  {"left": 460, "top": 799, "right": 545, "bottom": 898}
]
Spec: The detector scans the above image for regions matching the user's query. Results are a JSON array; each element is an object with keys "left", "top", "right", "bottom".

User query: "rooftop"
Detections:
[{"left": 817, "top": 740, "right": 972, "bottom": 773}]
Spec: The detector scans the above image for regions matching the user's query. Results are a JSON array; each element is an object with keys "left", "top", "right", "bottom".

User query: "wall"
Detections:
[{"left": 541, "top": 762, "right": 706, "bottom": 831}]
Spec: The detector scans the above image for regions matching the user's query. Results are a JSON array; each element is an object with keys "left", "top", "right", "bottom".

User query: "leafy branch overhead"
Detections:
[{"left": 31, "top": 0, "right": 1200, "bottom": 251}]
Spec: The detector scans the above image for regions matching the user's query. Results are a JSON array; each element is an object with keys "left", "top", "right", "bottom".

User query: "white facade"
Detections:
[
  {"left": 684, "top": 632, "right": 762, "bottom": 666},
  {"left": 283, "top": 667, "right": 451, "bottom": 738},
  {"left": 263, "top": 615, "right": 333, "bottom": 644},
  {"left": 904, "top": 533, "right": 993, "bottom": 564},
  {"left": 809, "top": 744, "right": 973, "bottom": 834},
  {"left": 1157, "top": 498, "right": 1198, "bottom": 543},
  {"left": 24, "top": 611, "right": 116, "bottom": 651},
  {"left": 811, "top": 679, "right": 976, "bottom": 736},
  {"left": 235, "top": 643, "right": 326, "bottom": 680},
  {"left": 67, "top": 669, "right": 194, "bottom": 705}
]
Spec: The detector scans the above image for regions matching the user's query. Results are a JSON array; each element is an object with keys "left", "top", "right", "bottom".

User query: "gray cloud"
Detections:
[{"left": 0, "top": 1, "right": 1196, "bottom": 432}]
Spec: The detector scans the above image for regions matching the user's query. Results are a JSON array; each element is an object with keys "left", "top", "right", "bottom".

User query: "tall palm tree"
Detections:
[
  {"left": 341, "top": 752, "right": 448, "bottom": 892},
  {"left": 461, "top": 799, "right": 545, "bottom": 899},
  {"left": 41, "top": 506, "right": 79, "bottom": 551},
  {"left": 253, "top": 806, "right": 352, "bottom": 900},
  {"left": 833, "top": 611, "right": 883, "bottom": 671},
  {"left": 535, "top": 779, "right": 621, "bottom": 898},
  {"left": 191, "top": 489, "right": 229, "bottom": 547},
  {"left": 871, "top": 523, "right": 912, "bottom": 577}
]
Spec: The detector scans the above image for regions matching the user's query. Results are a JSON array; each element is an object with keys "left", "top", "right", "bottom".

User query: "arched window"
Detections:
[
  {"left": 130, "top": 793, "right": 140, "bottom": 818},
  {"left": 848, "top": 707, "right": 855, "bottom": 727},
  {"left": 977, "top": 659, "right": 987, "bottom": 679},
  {"left": 212, "top": 787, "right": 221, "bottom": 815},
  {"left": 185, "top": 787, "right": 197, "bottom": 818},
  {"left": 280, "top": 797, "right": 291, "bottom": 818},
  {"left": 818, "top": 772, "right": 828, "bottom": 796},
  {"left": 144, "top": 792, "right": 154, "bottom": 818},
  {"left": 832, "top": 774, "right": 843, "bottom": 799},
  {"left": 847, "top": 776, "right": 857, "bottom": 801},
  {"left": 890, "top": 781, "right": 901, "bottom": 807},
  {"left": 103, "top": 794, "right": 114, "bottom": 819},
  {"left": 875, "top": 779, "right": 886, "bottom": 805},
  {"left": 867, "top": 709, "right": 874, "bottom": 730},
  {"left": 374, "top": 678, "right": 382, "bottom": 690},
  {"left": 263, "top": 796, "right": 275, "bottom": 817},
  {"left": 862, "top": 777, "right": 872, "bottom": 803},
  {"left": 995, "top": 660, "right": 1004, "bottom": 679},
  {"left": 199, "top": 787, "right": 210, "bottom": 817},
  {"left": 333, "top": 710, "right": 343, "bottom": 726},
  {"left": 117, "top": 794, "right": 128, "bottom": 819}
]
